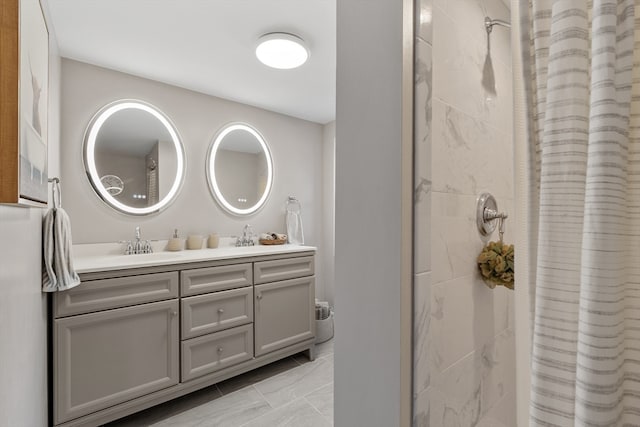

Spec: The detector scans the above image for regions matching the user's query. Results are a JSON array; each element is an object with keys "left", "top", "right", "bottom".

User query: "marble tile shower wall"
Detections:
[{"left": 413, "top": 0, "right": 516, "bottom": 426}]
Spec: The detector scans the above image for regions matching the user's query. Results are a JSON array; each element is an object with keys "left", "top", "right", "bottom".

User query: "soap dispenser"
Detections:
[{"left": 167, "top": 229, "right": 184, "bottom": 251}]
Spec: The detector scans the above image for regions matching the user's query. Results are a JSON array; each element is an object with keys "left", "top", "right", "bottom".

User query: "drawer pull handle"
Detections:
[
  {"left": 217, "top": 347, "right": 223, "bottom": 354},
  {"left": 257, "top": 294, "right": 263, "bottom": 300},
  {"left": 171, "top": 311, "right": 178, "bottom": 316},
  {"left": 218, "top": 308, "right": 225, "bottom": 314}
]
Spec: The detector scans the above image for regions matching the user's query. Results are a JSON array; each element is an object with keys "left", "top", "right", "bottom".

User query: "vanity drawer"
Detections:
[
  {"left": 181, "top": 286, "right": 253, "bottom": 339},
  {"left": 181, "top": 263, "right": 253, "bottom": 296},
  {"left": 54, "top": 271, "right": 179, "bottom": 318},
  {"left": 181, "top": 324, "right": 254, "bottom": 382},
  {"left": 253, "top": 255, "right": 315, "bottom": 284}
]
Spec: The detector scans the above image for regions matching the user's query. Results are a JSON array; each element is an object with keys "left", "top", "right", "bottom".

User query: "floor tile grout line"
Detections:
[
  {"left": 213, "top": 386, "right": 275, "bottom": 426},
  {"left": 253, "top": 357, "right": 332, "bottom": 410},
  {"left": 246, "top": 362, "right": 308, "bottom": 393},
  {"left": 239, "top": 396, "right": 333, "bottom": 427},
  {"left": 212, "top": 385, "right": 275, "bottom": 427},
  {"left": 305, "top": 396, "right": 334, "bottom": 425},
  {"left": 252, "top": 383, "right": 276, "bottom": 410},
  {"left": 257, "top": 354, "right": 328, "bottom": 391},
  {"left": 319, "top": 352, "right": 334, "bottom": 361},
  {"left": 238, "top": 397, "right": 307, "bottom": 427},
  {"left": 302, "top": 379, "right": 333, "bottom": 400},
  {"left": 304, "top": 396, "right": 328, "bottom": 417},
  {"left": 217, "top": 357, "right": 301, "bottom": 396}
]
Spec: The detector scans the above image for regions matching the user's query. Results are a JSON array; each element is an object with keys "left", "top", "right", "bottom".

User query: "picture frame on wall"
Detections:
[{"left": 0, "top": 0, "right": 49, "bottom": 207}]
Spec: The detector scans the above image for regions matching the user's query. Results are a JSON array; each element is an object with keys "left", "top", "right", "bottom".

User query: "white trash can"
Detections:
[{"left": 315, "top": 310, "right": 334, "bottom": 344}]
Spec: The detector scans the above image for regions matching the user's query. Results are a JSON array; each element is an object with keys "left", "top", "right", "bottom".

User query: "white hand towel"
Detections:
[
  {"left": 285, "top": 197, "right": 304, "bottom": 245},
  {"left": 286, "top": 209, "right": 304, "bottom": 245},
  {"left": 42, "top": 207, "right": 81, "bottom": 292}
]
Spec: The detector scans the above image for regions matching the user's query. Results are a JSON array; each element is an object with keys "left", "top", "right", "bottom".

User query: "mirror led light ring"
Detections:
[
  {"left": 207, "top": 123, "right": 273, "bottom": 216},
  {"left": 84, "top": 100, "right": 186, "bottom": 215}
]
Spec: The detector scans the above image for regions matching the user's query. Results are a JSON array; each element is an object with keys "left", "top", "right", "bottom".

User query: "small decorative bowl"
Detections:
[{"left": 259, "top": 238, "right": 286, "bottom": 245}]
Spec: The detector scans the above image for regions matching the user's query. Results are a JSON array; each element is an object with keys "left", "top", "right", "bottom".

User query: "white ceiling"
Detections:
[{"left": 46, "top": 1, "right": 337, "bottom": 124}]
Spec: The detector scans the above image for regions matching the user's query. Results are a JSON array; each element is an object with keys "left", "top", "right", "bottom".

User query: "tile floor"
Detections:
[{"left": 105, "top": 340, "right": 334, "bottom": 427}]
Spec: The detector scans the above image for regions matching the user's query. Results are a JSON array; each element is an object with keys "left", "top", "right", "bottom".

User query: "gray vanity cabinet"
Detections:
[
  {"left": 53, "top": 251, "right": 316, "bottom": 427},
  {"left": 54, "top": 299, "right": 179, "bottom": 424}
]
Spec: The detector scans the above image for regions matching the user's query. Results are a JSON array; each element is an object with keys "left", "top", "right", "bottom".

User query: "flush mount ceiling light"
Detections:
[{"left": 256, "top": 33, "right": 309, "bottom": 69}]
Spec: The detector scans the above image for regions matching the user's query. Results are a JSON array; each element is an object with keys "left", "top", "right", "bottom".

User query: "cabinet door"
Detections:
[
  {"left": 254, "top": 276, "right": 315, "bottom": 356},
  {"left": 54, "top": 300, "right": 179, "bottom": 424}
]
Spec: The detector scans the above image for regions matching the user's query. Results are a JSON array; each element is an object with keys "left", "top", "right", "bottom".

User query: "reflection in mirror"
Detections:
[
  {"left": 207, "top": 123, "right": 273, "bottom": 216},
  {"left": 84, "top": 100, "right": 185, "bottom": 215}
]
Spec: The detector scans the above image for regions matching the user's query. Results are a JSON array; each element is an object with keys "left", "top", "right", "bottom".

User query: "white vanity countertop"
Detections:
[{"left": 73, "top": 241, "right": 316, "bottom": 274}]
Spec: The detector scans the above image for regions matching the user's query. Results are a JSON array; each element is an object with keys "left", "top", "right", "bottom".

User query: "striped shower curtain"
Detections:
[{"left": 519, "top": 0, "right": 640, "bottom": 425}]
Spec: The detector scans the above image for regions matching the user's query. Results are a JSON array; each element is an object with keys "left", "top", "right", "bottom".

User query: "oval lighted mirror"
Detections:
[
  {"left": 83, "top": 100, "right": 186, "bottom": 215},
  {"left": 207, "top": 123, "right": 273, "bottom": 216}
]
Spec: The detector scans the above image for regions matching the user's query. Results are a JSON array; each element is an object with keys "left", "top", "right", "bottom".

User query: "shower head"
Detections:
[
  {"left": 482, "top": 16, "right": 510, "bottom": 98},
  {"left": 484, "top": 16, "right": 511, "bottom": 35}
]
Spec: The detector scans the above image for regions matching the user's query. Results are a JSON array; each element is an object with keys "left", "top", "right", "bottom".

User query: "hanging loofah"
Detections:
[{"left": 477, "top": 240, "right": 514, "bottom": 290}]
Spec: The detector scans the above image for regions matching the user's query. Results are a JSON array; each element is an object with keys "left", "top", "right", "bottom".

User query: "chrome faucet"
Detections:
[
  {"left": 123, "top": 226, "right": 153, "bottom": 254},
  {"left": 235, "top": 224, "right": 255, "bottom": 247}
]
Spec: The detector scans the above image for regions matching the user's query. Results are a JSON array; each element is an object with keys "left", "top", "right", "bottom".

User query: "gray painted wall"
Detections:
[
  {"left": 0, "top": 4, "right": 61, "bottom": 424},
  {"left": 334, "top": 0, "right": 408, "bottom": 425}
]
